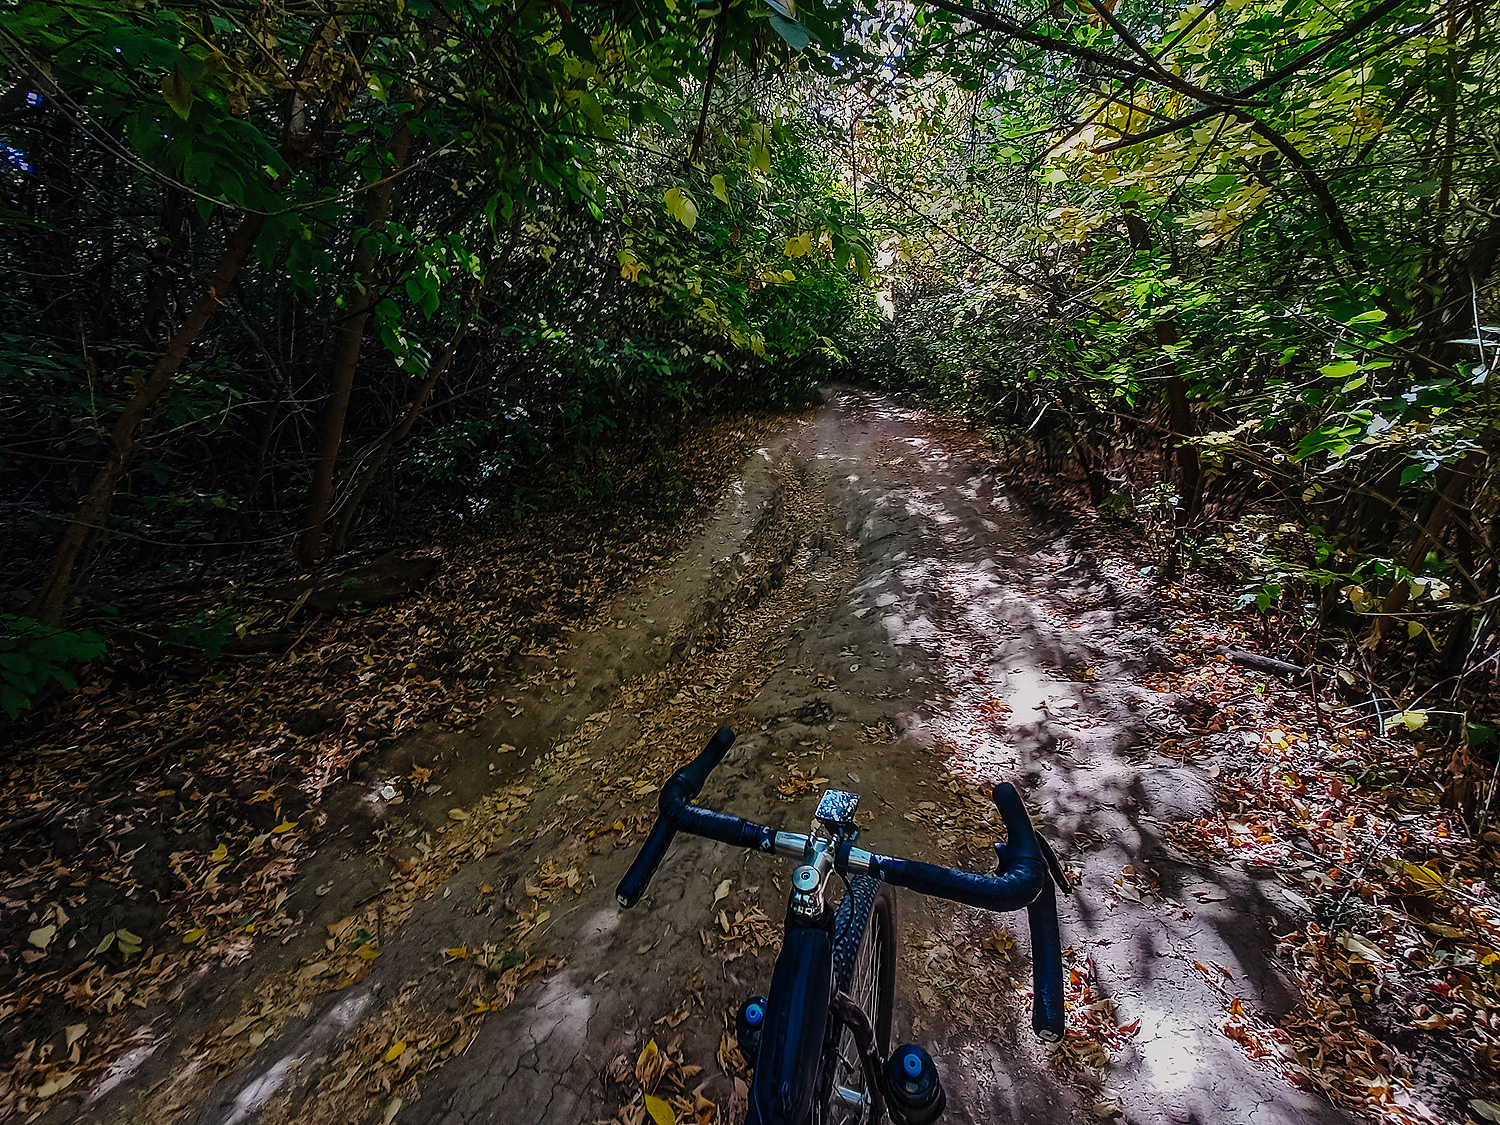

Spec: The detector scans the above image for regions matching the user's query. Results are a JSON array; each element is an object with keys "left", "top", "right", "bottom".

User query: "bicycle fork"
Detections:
[{"left": 827, "top": 992, "right": 946, "bottom": 1125}]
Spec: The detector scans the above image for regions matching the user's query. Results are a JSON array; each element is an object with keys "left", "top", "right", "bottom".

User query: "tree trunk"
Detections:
[
  {"left": 1366, "top": 451, "right": 1483, "bottom": 648},
  {"left": 27, "top": 209, "right": 268, "bottom": 624},
  {"left": 24, "top": 11, "right": 353, "bottom": 624},
  {"left": 330, "top": 297, "right": 479, "bottom": 552},
  {"left": 297, "top": 116, "right": 416, "bottom": 565}
]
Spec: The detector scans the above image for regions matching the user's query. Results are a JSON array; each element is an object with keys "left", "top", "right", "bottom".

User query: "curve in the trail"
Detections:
[{"left": 89, "top": 388, "right": 1350, "bottom": 1125}]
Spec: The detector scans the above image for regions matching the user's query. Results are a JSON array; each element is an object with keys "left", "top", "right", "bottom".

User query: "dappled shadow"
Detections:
[{"left": 809, "top": 387, "right": 1352, "bottom": 1125}]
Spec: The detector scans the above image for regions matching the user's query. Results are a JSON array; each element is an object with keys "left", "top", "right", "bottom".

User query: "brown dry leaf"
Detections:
[{"left": 636, "top": 1038, "right": 664, "bottom": 1092}]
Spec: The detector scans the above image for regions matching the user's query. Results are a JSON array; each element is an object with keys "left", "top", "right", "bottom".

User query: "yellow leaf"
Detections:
[
  {"left": 636, "top": 1037, "right": 660, "bottom": 1083},
  {"left": 643, "top": 1093, "right": 678, "bottom": 1125},
  {"left": 357, "top": 945, "right": 381, "bottom": 961},
  {"left": 711, "top": 174, "right": 729, "bottom": 204},
  {"left": 182, "top": 928, "right": 206, "bottom": 944},
  {"left": 663, "top": 187, "right": 698, "bottom": 232},
  {"left": 272, "top": 820, "right": 297, "bottom": 834},
  {"left": 1399, "top": 862, "right": 1446, "bottom": 890},
  {"left": 384, "top": 1040, "right": 407, "bottom": 1063},
  {"left": 445, "top": 946, "right": 469, "bottom": 960},
  {"left": 209, "top": 843, "right": 229, "bottom": 862},
  {"left": 1394, "top": 710, "right": 1427, "bottom": 732},
  {"left": 1407, "top": 620, "right": 1423, "bottom": 639}
]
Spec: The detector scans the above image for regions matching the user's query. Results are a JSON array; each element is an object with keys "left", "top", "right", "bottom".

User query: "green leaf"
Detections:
[
  {"left": 1319, "top": 360, "right": 1360, "bottom": 379},
  {"left": 161, "top": 65, "right": 193, "bottom": 120},
  {"left": 711, "top": 174, "right": 729, "bottom": 204},
  {"left": 768, "top": 11, "right": 811, "bottom": 51},
  {"left": 852, "top": 244, "right": 871, "bottom": 283},
  {"left": 559, "top": 23, "right": 595, "bottom": 60}
]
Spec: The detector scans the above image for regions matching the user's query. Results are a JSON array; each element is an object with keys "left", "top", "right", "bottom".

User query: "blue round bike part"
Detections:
[
  {"left": 736, "top": 994, "right": 770, "bottom": 1063},
  {"left": 884, "top": 1044, "right": 946, "bottom": 1125}
]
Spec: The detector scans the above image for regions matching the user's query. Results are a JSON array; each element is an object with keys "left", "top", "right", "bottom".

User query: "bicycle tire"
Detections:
[{"left": 818, "top": 877, "right": 896, "bottom": 1125}]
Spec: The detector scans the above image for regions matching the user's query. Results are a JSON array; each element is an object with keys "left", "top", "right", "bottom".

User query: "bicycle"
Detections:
[{"left": 617, "top": 727, "right": 1068, "bottom": 1125}]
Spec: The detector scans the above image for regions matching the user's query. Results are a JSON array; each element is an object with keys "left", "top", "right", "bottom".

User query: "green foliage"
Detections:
[
  {"left": 0, "top": 616, "right": 106, "bottom": 718},
  {"left": 163, "top": 605, "right": 246, "bottom": 659}
]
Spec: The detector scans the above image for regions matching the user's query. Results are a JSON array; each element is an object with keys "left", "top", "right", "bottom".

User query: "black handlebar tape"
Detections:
[
  {"left": 991, "top": 782, "right": 1040, "bottom": 865},
  {"left": 667, "top": 727, "right": 737, "bottom": 806},
  {"left": 991, "top": 781, "right": 1067, "bottom": 1041},
  {"left": 616, "top": 727, "right": 738, "bottom": 908},
  {"left": 1027, "top": 879, "right": 1066, "bottom": 1041},
  {"left": 867, "top": 853, "right": 1047, "bottom": 912},
  {"left": 616, "top": 815, "right": 678, "bottom": 908}
]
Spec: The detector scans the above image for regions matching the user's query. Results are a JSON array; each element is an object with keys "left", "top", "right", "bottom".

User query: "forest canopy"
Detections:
[{"left": 1, "top": 0, "right": 1495, "bottom": 773}]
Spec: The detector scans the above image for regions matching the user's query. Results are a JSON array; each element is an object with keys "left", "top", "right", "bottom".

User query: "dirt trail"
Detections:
[{"left": 71, "top": 388, "right": 1351, "bottom": 1125}]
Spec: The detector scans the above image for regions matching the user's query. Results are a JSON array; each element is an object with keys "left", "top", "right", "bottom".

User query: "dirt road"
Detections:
[{"left": 72, "top": 388, "right": 1350, "bottom": 1125}]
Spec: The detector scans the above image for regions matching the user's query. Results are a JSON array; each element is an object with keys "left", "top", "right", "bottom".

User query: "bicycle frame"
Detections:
[{"left": 618, "top": 728, "right": 1068, "bottom": 1125}]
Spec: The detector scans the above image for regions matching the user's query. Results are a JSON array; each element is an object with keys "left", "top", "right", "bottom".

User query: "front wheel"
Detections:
[{"left": 819, "top": 877, "right": 896, "bottom": 1125}]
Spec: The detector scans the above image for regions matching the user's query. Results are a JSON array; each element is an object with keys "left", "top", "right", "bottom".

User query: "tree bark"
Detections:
[{"left": 297, "top": 115, "right": 416, "bottom": 565}]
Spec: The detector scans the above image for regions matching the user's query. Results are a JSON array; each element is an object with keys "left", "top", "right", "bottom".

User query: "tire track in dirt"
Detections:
[{"left": 75, "top": 388, "right": 1355, "bottom": 1125}]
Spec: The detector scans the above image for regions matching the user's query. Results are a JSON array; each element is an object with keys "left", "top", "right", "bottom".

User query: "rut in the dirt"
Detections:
[{"left": 62, "top": 390, "right": 1351, "bottom": 1125}]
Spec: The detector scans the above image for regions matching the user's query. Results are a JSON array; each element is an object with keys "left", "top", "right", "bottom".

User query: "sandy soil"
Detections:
[{"left": 51, "top": 388, "right": 1355, "bottom": 1125}]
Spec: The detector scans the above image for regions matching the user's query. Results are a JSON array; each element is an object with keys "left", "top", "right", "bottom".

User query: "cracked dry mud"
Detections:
[{"left": 64, "top": 389, "right": 1355, "bottom": 1125}]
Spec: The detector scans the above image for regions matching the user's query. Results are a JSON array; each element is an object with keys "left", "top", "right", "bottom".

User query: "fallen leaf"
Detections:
[
  {"left": 271, "top": 820, "right": 297, "bottom": 834},
  {"left": 448, "top": 808, "right": 469, "bottom": 821},
  {"left": 714, "top": 879, "right": 732, "bottom": 905},
  {"left": 209, "top": 843, "right": 229, "bottom": 862},
  {"left": 382, "top": 1097, "right": 404, "bottom": 1125},
  {"left": 182, "top": 928, "right": 206, "bottom": 944},
  {"left": 644, "top": 1092, "right": 678, "bottom": 1125},
  {"left": 28, "top": 924, "right": 57, "bottom": 949},
  {"left": 445, "top": 946, "right": 469, "bottom": 960},
  {"left": 384, "top": 1040, "right": 407, "bottom": 1063},
  {"left": 1336, "top": 931, "right": 1388, "bottom": 964},
  {"left": 35, "top": 1071, "right": 77, "bottom": 1099}
]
